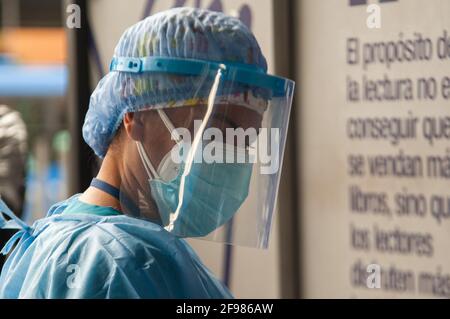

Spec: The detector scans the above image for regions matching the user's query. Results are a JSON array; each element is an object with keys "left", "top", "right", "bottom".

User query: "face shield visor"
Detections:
[{"left": 110, "top": 56, "right": 295, "bottom": 249}]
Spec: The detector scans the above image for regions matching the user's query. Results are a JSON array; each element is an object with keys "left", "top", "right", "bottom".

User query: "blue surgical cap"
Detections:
[{"left": 83, "top": 7, "right": 268, "bottom": 158}]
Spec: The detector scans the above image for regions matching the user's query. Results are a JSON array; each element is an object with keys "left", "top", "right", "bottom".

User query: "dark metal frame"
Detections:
[
  {"left": 66, "top": 0, "right": 96, "bottom": 195},
  {"left": 274, "top": 0, "right": 301, "bottom": 299}
]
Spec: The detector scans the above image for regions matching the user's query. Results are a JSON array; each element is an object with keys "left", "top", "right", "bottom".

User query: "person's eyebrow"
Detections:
[{"left": 211, "top": 113, "right": 240, "bottom": 129}]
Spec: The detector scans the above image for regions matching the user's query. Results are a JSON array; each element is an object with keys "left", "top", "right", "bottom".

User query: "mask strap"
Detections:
[
  {"left": 136, "top": 110, "right": 180, "bottom": 181},
  {"left": 136, "top": 141, "right": 159, "bottom": 180},
  {"left": 157, "top": 109, "right": 182, "bottom": 143}
]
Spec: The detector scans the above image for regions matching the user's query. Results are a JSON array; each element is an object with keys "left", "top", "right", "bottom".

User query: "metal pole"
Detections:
[
  {"left": 66, "top": 0, "right": 96, "bottom": 195},
  {"left": 273, "top": 0, "right": 301, "bottom": 299}
]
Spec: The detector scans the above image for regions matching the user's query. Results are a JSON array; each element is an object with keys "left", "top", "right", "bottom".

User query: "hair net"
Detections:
[{"left": 83, "top": 7, "right": 268, "bottom": 158}]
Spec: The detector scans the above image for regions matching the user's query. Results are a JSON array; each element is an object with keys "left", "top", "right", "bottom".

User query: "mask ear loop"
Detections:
[
  {"left": 157, "top": 109, "right": 183, "bottom": 144},
  {"left": 136, "top": 141, "right": 159, "bottom": 180},
  {"left": 136, "top": 109, "right": 182, "bottom": 182}
]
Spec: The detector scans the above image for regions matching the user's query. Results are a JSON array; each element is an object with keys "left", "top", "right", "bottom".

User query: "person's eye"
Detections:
[{"left": 210, "top": 114, "right": 239, "bottom": 130}]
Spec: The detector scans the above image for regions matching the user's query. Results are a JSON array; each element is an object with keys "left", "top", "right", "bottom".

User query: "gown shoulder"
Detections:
[{"left": 0, "top": 207, "right": 232, "bottom": 299}]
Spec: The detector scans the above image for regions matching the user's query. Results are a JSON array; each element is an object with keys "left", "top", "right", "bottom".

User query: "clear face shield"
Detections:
[{"left": 110, "top": 57, "right": 295, "bottom": 249}]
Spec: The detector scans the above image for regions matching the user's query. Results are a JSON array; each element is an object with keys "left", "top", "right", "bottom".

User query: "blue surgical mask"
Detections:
[{"left": 136, "top": 140, "right": 253, "bottom": 238}]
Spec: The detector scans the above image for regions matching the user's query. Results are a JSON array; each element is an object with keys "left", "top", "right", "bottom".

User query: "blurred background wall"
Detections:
[
  {"left": 0, "top": 0, "right": 70, "bottom": 271},
  {"left": 0, "top": 0, "right": 69, "bottom": 227}
]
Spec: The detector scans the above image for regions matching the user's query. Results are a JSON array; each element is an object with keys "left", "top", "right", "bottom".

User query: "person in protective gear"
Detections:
[
  {"left": 0, "top": 7, "right": 294, "bottom": 299},
  {"left": 0, "top": 105, "right": 27, "bottom": 271}
]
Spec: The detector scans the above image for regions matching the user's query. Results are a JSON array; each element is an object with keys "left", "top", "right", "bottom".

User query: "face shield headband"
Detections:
[{"left": 109, "top": 56, "right": 288, "bottom": 97}]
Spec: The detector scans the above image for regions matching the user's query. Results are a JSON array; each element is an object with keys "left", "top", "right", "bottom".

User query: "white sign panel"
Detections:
[{"left": 298, "top": 0, "right": 450, "bottom": 298}]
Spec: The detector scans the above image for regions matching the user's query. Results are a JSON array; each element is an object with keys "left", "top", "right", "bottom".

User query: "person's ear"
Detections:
[{"left": 124, "top": 112, "right": 144, "bottom": 141}]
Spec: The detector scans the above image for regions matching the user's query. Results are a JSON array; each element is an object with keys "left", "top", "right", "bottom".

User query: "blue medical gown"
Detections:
[{"left": 0, "top": 196, "right": 233, "bottom": 298}]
